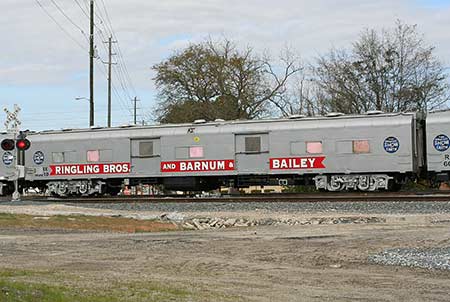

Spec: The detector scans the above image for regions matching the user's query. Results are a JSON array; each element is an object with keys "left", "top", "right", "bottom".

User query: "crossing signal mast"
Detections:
[{"left": 2, "top": 105, "right": 31, "bottom": 200}]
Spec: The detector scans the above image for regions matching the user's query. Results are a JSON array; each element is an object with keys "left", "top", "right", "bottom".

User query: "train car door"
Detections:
[
  {"left": 131, "top": 138, "right": 161, "bottom": 176},
  {"left": 235, "top": 133, "right": 269, "bottom": 173}
]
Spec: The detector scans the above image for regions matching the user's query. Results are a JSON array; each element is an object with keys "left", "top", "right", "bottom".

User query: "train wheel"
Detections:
[
  {"left": 357, "top": 176, "right": 370, "bottom": 191},
  {"left": 56, "top": 184, "right": 68, "bottom": 196},
  {"left": 327, "top": 177, "right": 342, "bottom": 191},
  {"left": 108, "top": 188, "right": 121, "bottom": 196},
  {"left": 78, "top": 182, "right": 89, "bottom": 195},
  {"left": 388, "top": 180, "right": 402, "bottom": 192}
]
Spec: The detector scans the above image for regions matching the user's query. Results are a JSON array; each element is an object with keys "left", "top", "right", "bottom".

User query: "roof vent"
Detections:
[
  {"left": 365, "top": 110, "right": 384, "bottom": 115},
  {"left": 193, "top": 119, "right": 207, "bottom": 124},
  {"left": 288, "top": 114, "right": 306, "bottom": 119},
  {"left": 326, "top": 112, "right": 344, "bottom": 117}
]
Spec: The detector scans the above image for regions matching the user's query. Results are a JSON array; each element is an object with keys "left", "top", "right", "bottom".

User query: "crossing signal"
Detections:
[
  {"left": 16, "top": 139, "right": 31, "bottom": 151},
  {"left": 1, "top": 139, "right": 15, "bottom": 151}
]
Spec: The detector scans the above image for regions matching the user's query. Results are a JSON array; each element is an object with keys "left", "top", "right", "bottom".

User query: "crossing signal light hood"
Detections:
[
  {"left": 16, "top": 139, "right": 31, "bottom": 151},
  {"left": 1, "top": 139, "right": 15, "bottom": 151}
]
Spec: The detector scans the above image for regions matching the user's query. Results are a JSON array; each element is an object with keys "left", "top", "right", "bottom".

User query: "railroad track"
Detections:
[{"left": 3, "top": 191, "right": 450, "bottom": 203}]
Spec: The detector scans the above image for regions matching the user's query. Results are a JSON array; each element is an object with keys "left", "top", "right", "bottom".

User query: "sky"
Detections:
[{"left": 1, "top": 0, "right": 450, "bottom": 130}]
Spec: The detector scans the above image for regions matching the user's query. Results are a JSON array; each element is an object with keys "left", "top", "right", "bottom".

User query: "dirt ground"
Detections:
[{"left": 1, "top": 204, "right": 450, "bottom": 301}]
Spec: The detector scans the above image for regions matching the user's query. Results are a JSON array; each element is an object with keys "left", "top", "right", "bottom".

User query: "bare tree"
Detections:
[
  {"left": 269, "top": 67, "right": 330, "bottom": 117},
  {"left": 259, "top": 48, "right": 305, "bottom": 117},
  {"left": 314, "top": 21, "right": 450, "bottom": 114},
  {"left": 152, "top": 39, "right": 302, "bottom": 123}
]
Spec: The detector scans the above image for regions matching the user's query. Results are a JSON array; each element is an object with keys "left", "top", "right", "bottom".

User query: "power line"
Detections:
[
  {"left": 95, "top": 26, "right": 134, "bottom": 102},
  {"left": 73, "top": 0, "right": 89, "bottom": 19},
  {"left": 82, "top": 0, "right": 91, "bottom": 15},
  {"left": 98, "top": 0, "right": 138, "bottom": 96},
  {"left": 34, "top": 0, "right": 138, "bottom": 126},
  {"left": 90, "top": 1, "right": 137, "bottom": 120},
  {"left": 95, "top": 56, "right": 132, "bottom": 116},
  {"left": 93, "top": 4, "right": 135, "bottom": 101},
  {"left": 34, "top": 0, "right": 87, "bottom": 52},
  {"left": 49, "top": 0, "right": 89, "bottom": 42}
]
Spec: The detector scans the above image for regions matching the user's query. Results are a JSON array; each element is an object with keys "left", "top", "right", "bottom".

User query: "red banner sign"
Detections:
[
  {"left": 270, "top": 157, "right": 326, "bottom": 170},
  {"left": 161, "top": 160, "right": 235, "bottom": 173},
  {"left": 50, "top": 163, "right": 131, "bottom": 176}
]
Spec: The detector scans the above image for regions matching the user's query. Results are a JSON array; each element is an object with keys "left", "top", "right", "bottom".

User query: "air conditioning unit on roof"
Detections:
[
  {"left": 326, "top": 112, "right": 344, "bottom": 117},
  {"left": 365, "top": 110, "right": 384, "bottom": 115},
  {"left": 288, "top": 114, "right": 306, "bottom": 119}
]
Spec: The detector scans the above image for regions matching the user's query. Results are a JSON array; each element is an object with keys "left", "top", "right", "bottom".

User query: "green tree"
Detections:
[{"left": 152, "top": 39, "right": 301, "bottom": 123}]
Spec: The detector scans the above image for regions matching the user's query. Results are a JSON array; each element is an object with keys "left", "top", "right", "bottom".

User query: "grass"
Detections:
[
  {"left": 399, "top": 180, "right": 433, "bottom": 192},
  {"left": 0, "top": 279, "right": 118, "bottom": 302},
  {"left": 0, "top": 213, "right": 179, "bottom": 233},
  {"left": 0, "top": 215, "right": 241, "bottom": 301},
  {"left": 0, "top": 279, "right": 196, "bottom": 302},
  {"left": 0, "top": 269, "right": 223, "bottom": 302}
]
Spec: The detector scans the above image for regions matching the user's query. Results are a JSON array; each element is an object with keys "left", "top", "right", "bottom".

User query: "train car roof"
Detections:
[
  {"left": 426, "top": 109, "right": 450, "bottom": 124},
  {"left": 10, "top": 111, "right": 418, "bottom": 137}
]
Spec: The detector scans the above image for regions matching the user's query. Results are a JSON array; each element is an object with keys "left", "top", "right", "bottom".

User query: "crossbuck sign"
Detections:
[{"left": 4, "top": 104, "right": 21, "bottom": 133}]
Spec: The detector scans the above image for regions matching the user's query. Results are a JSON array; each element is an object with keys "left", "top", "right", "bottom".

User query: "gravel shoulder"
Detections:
[{"left": 1, "top": 201, "right": 450, "bottom": 301}]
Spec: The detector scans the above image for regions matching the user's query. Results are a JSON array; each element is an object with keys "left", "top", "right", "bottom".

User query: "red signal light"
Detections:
[
  {"left": 16, "top": 139, "right": 30, "bottom": 151},
  {"left": 1, "top": 139, "right": 15, "bottom": 151}
]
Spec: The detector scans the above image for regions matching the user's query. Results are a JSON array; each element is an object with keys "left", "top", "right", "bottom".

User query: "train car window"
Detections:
[
  {"left": 100, "top": 149, "right": 113, "bottom": 162},
  {"left": 290, "top": 142, "right": 305, "bottom": 155},
  {"left": 353, "top": 140, "right": 370, "bottom": 154},
  {"left": 336, "top": 141, "right": 352, "bottom": 154},
  {"left": 189, "top": 146, "right": 204, "bottom": 158},
  {"left": 87, "top": 150, "right": 100, "bottom": 162},
  {"left": 175, "top": 147, "right": 189, "bottom": 159},
  {"left": 139, "top": 142, "right": 153, "bottom": 156},
  {"left": 64, "top": 151, "right": 76, "bottom": 163},
  {"left": 306, "top": 141, "right": 323, "bottom": 154},
  {"left": 245, "top": 137, "right": 261, "bottom": 152},
  {"left": 52, "top": 152, "right": 64, "bottom": 163}
]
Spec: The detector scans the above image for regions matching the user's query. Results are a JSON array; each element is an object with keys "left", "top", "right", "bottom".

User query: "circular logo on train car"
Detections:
[
  {"left": 433, "top": 134, "right": 450, "bottom": 152},
  {"left": 33, "top": 151, "right": 45, "bottom": 165},
  {"left": 384, "top": 137, "right": 400, "bottom": 153},
  {"left": 2, "top": 152, "right": 14, "bottom": 165}
]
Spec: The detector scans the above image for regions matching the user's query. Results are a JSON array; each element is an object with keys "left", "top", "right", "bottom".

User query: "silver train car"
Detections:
[
  {"left": 1, "top": 110, "right": 448, "bottom": 196},
  {"left": 426, "top": 110, "right": 450, "bottom": 184}
]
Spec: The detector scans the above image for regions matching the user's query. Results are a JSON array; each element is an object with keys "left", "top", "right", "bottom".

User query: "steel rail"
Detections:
[{"left": 4, "top": 192, "right": 450, "bottom": 203}]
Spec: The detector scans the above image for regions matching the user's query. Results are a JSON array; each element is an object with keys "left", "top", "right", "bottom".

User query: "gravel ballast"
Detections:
[
  {"left": 369, "top": 247, "right": 450, "bottom": 271},
  {"left": 19, "top": 200, "right": 450, "bottom": 215}
]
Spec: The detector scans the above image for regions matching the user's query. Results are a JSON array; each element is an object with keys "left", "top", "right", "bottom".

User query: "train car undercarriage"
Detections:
[{"left": 0, "top": 171, "right": 432, "bottom": 197}]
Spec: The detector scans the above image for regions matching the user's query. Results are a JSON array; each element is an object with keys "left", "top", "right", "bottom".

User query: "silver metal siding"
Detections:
[
  {"left": 20, "top": 112, "right": 417, "bottom": 181},
  {"left": 426, "top": 110, "right": 450, "bottom": 172}
]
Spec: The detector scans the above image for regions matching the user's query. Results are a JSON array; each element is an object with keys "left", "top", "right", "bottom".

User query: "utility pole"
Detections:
[
  {"left": 133, "top": 97, "right": 139, "bottom": 125},
  {"left": 89, "top": 0, "right": 95, "bottom": 127},
  {"left": 103, "top": 36, "right": 117, "bottom": 127}
]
